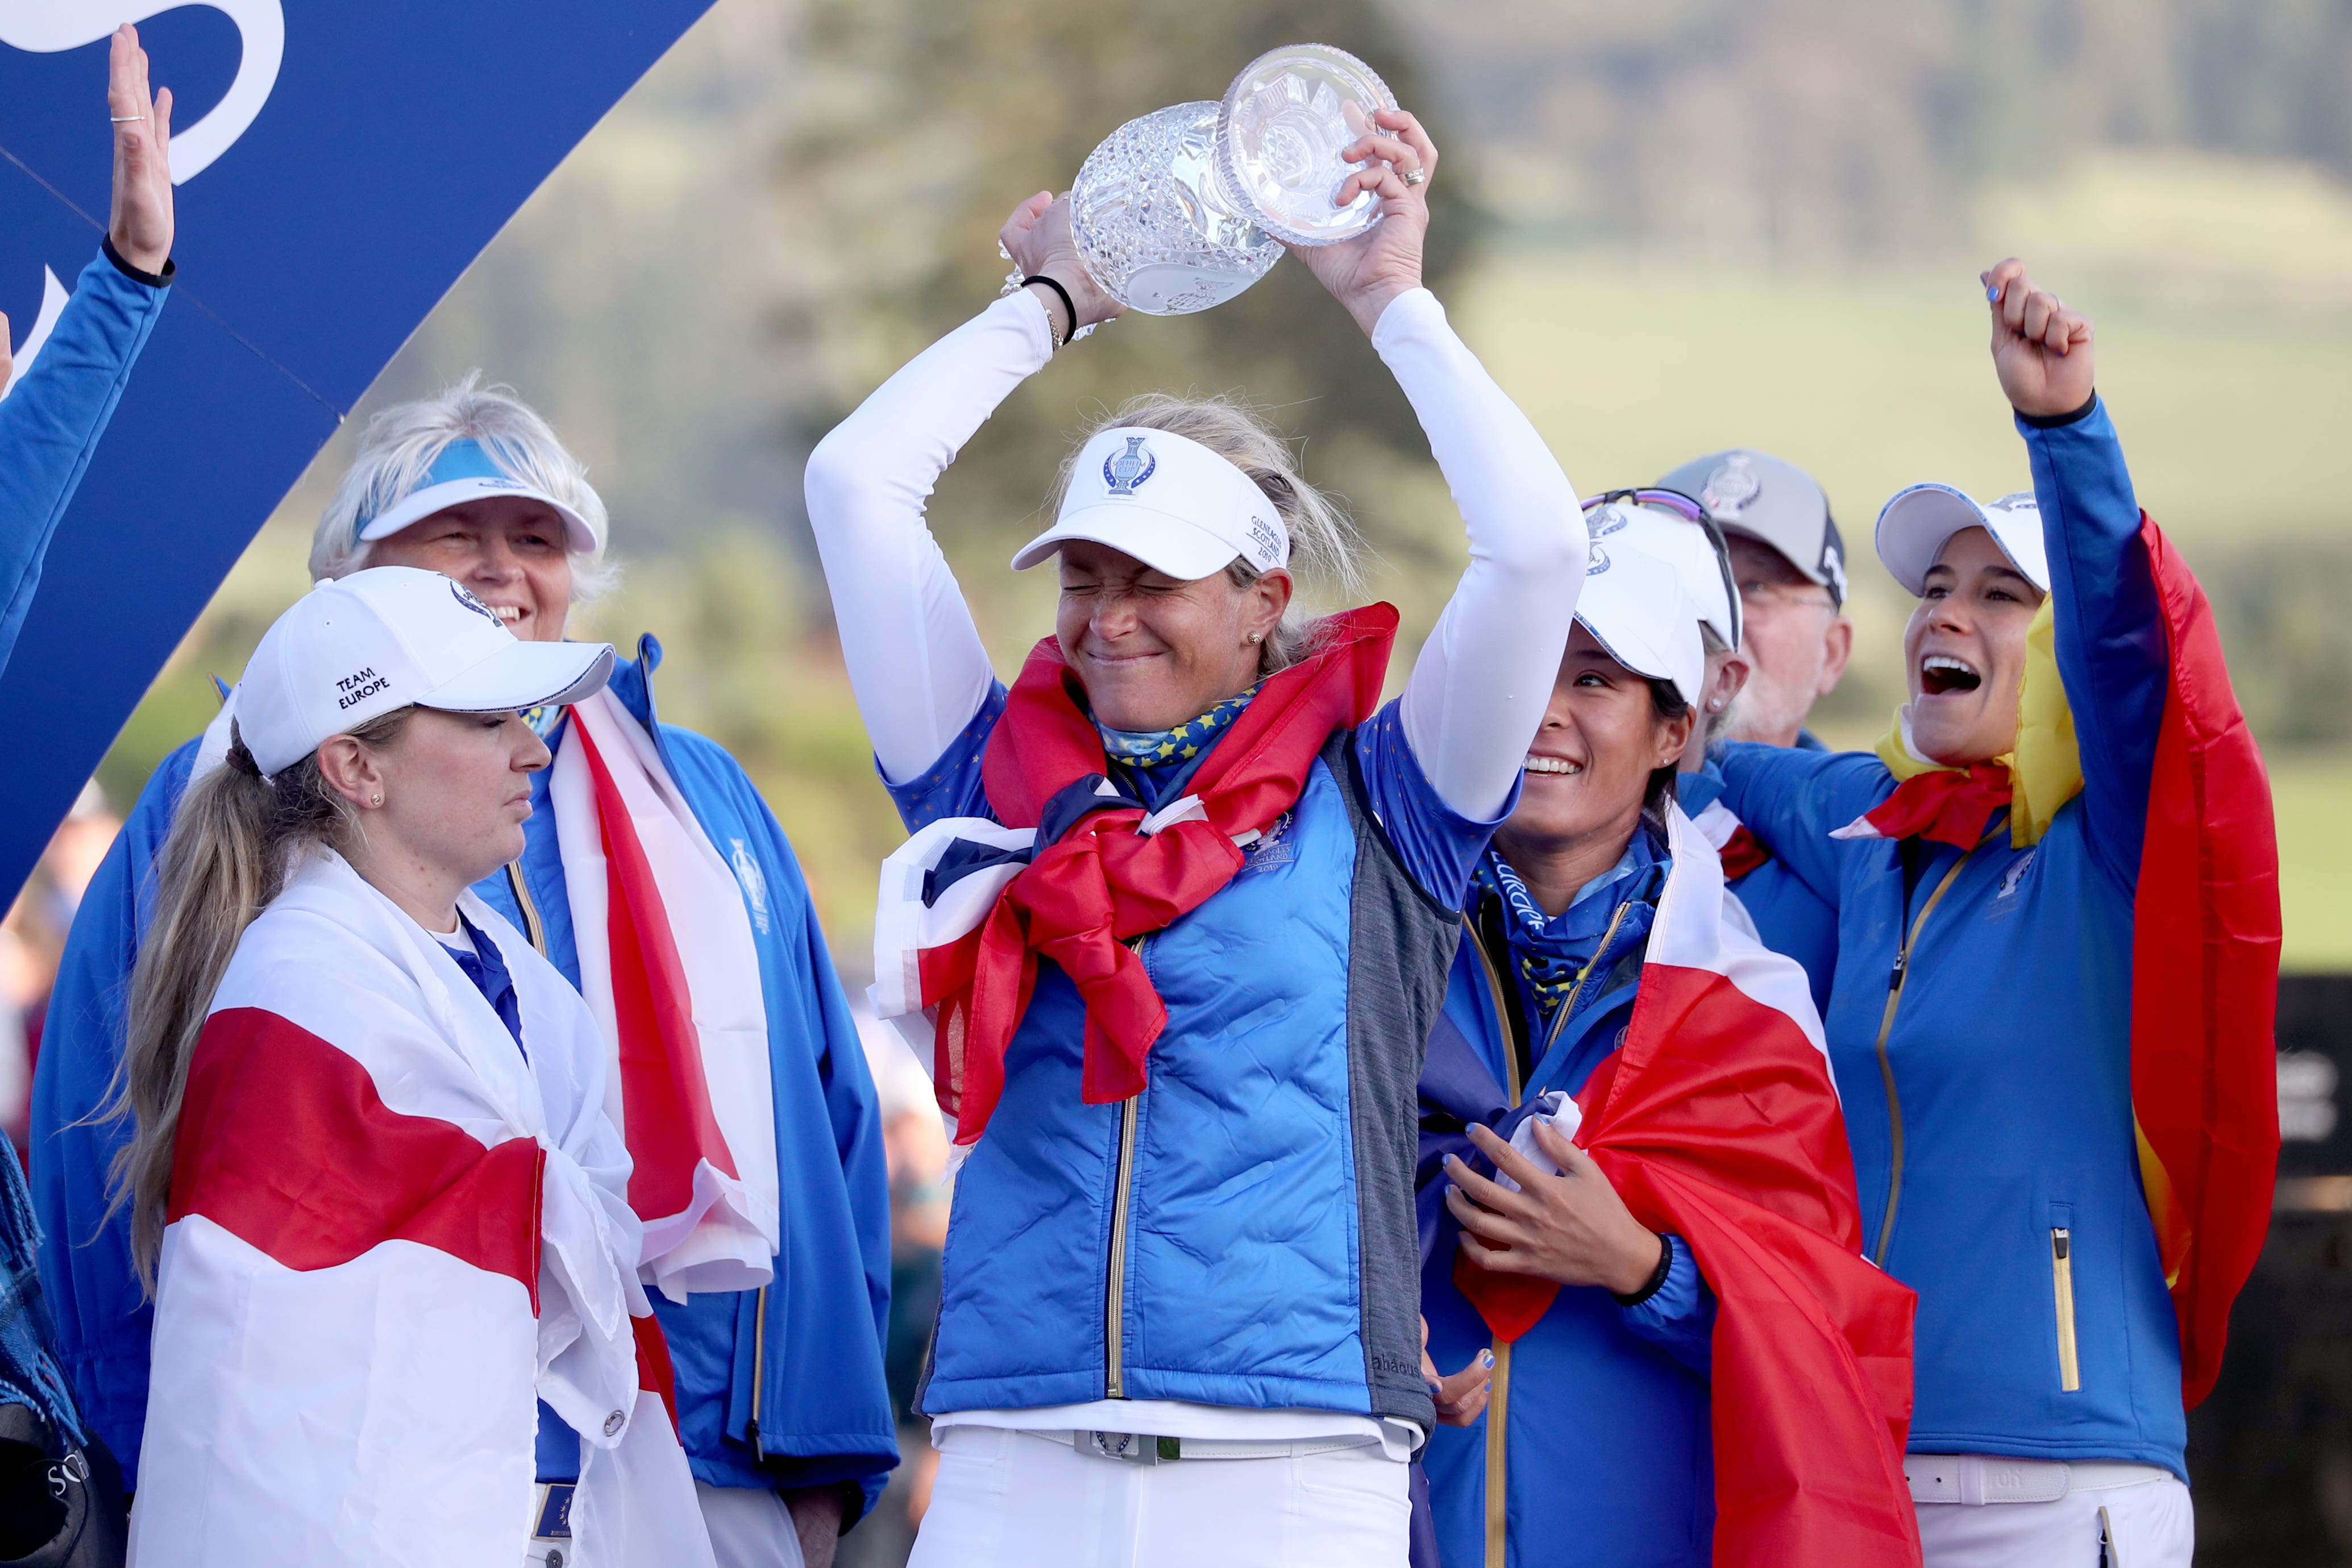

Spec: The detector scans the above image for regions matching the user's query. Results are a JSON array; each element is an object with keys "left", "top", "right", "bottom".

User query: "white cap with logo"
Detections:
[
  {"left": 1874, "top": 484, "right": 2050, "bottom": 597},
  {"left": 1573, "top": 542, "right": 1705, "bottom": 709},
  {"left": 1588, "top": 500, "right": 1740, "bottom": 650},
  {"left": 236, "top": 566, "right": 615, "bottom": 777},
  {"left": 1011, "top": 426, "right": 1288, "bottom": 581}
]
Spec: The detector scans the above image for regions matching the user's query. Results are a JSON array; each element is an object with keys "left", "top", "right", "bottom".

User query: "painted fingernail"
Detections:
[
  {"left": 1427, "top": 1377, "right": 1444, "bottom": 1394},
  {"left": 1480, "top": 1349, "right": 1496, "bottom": 1369},
  {"left": 1986, "top": 284, "right": 2000, "bottom": 302}
]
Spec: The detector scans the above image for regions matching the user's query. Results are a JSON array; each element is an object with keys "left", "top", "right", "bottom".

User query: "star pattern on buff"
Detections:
[{"left": 1097, "top": 683, "right": 1262, "bottom": 772}]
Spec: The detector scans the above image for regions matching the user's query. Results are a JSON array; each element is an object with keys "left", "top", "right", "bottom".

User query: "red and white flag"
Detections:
[
  {"left": 551, "top": 689, "right": 780, "bottom": 1303},
  {"left": 128, "top": 850, "right": 713, "bottom": 1568},
  {"left": 1456, "top": 804, "right": 1921, "bottom": 1566}
]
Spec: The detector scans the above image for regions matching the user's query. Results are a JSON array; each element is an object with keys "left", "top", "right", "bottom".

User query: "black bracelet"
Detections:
[
  {"left": 1022, "top": 275, "right": 1078, "bottom": 348},
  {"left": 2018, "top": 390, "right": 2098, "bottom": 429},
  {"left": 1612, "top": 1232, "right": 1676, "bottom": 1308}
]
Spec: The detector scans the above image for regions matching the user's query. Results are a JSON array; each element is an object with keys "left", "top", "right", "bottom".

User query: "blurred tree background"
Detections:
[{"left": 96, "top": 0, "right": 2352, "bottom": 967}]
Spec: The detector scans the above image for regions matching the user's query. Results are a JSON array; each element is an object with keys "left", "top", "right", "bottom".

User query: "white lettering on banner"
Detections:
[
  {"left": 0, "top": 0, "right": 285, "bottom": 184},
  {"left": 1, "top": 0, "right": 285, "bottom": 389},
  {"left": 0, "top": 267, "right": 67, "bottom": 403}
]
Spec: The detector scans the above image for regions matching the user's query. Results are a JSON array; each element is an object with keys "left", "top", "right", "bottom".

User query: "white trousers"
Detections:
[
  {"left": 905, "top": 1424, "right": 1410, "bottom": 1568},
  {"left": 1916, "top": 1474, "right": 2193, "bottom": 1567},
  {"left": 696, "top": 1482, "right": 809, "bottom": 1568}
]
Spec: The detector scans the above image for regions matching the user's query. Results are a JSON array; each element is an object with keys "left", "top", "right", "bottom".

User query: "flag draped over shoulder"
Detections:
[
  {"left": 2130, "top": 515, "right": 2282, "bottom": 1408},
  {"left": 551, "top": 689, "right": 780, "bottom": 1304},
  {"left": 871, "top": 605, "right": 1396, "bottom": 1147},
  {"left": 130, "top": 850, "right": 713, "bottom": 1568},
  {"left": 1455, "top": 806, "right": 1921, "bottom": 1566}
]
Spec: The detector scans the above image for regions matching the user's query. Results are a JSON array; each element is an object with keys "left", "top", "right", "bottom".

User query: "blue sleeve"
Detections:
[
  {"left": 1713, "top": 742, "right": 1894, "bottom": 910},
  {"left": 1354, "top": 699, "right": 1518, "bottom": 908},
  {"left": 2021, "top": 399, "right": 2164, "bottom": 889},
  {"left": 0, "top": 246, "right": 169, "bottom": 680},
  {"left": 1617, "top": 1234, "right": 1716, "bottom": 1378},
  {"left": 883, "top": 681, "right": 1006, "bottom": 830},
  {"left": 29, "top": 737, "right": 198, "bottom": 1482}
]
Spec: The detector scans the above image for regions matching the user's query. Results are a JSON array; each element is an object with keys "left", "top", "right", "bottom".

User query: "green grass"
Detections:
[{"left": 2266, "top": 748, "right": 2352, "bottom": 972}]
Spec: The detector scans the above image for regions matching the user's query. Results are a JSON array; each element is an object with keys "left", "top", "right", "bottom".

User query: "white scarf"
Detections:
[{"left": 550, "top": 688, "right": 780, "bottom": 1304}]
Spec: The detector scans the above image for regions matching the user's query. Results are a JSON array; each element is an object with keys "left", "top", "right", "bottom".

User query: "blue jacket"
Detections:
[
  {"left": 30, "top": 640, "right": 900, "bottom": 1512},
  {"left": 1418, "top": 843, "right": 1721, "bottom": 1568},
  {"left": 1717, "top": 400, "right": 2184, "bottom": 1477},
  {"left": 1681, "top": 762, "right": 1840, "bottom": 1016},
  {"left": 0, "top": 244, "right": 168, "bottom": 680},
  {"left": 887, "top": 696, "right": 1480, "bottom": 1431}
]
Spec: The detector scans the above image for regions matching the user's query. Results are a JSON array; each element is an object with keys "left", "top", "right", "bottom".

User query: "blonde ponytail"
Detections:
[{"left": 109, "top": 710, "right": 411, "bottom": 1287}]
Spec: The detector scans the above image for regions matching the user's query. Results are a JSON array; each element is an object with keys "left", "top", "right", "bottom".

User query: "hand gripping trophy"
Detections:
[{"left": 1055, "top": 44, "right": 1403, "bottom": 316}]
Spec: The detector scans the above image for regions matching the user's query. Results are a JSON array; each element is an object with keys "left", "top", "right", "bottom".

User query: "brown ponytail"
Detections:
[{"left": 108, "top": 709, "right": 412, "bottom": 1287}]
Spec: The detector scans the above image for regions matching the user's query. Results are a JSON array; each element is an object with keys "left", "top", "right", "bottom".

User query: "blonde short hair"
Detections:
[{"left": 308, "top": 372, "right": 616, "bottom": 601}]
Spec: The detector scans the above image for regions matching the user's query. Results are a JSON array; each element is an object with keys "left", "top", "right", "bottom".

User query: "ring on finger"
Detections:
[{"left": 1401, "top": 165, "right": 1427, "bottom": 186}]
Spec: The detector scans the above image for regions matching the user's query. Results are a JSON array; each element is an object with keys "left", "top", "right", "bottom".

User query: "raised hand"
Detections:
[
  {"left": 1983, "top": 257, "right": 2093, "bottom": 419},
  {"left": 1285, "top": 106, "right": 1437, "bottom": 338},
  {"left": 109, "top": 23, "right": 176, "bottom": 276},
  {"left": 999, "top": 191, "right": 1123, "bottom": 338},
  {"left": 1445, "top": 1121, "right": 1661, "bottom": 1296}
]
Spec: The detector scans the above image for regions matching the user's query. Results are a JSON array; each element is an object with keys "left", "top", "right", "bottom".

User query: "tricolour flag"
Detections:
[{"left": 1456, "top": 804, "right": 1922, "bottom": 1566}]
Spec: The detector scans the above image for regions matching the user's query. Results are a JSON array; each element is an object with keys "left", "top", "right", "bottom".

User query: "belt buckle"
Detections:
[{"left": 1087, "top": 1430, "right": 1181, "bottom": 1464}]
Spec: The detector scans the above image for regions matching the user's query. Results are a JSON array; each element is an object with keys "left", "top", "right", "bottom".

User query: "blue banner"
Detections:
[{"left": 0, "top": 0, "right": 716, "bottom": 900}]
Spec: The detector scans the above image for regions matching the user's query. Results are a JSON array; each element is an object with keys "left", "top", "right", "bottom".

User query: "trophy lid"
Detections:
[{"left": 1215, "top": 44, "right": 1399, "bottom": 248}]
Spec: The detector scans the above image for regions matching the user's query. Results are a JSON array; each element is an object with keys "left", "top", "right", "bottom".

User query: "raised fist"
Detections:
[{"left": 1983, "top": 257, "right": 2093, "bottom": 419}]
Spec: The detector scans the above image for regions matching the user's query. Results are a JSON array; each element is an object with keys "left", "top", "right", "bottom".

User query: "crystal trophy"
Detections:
[{"left": 1069, "top": 43, "right": 1400, "bottom": 316}]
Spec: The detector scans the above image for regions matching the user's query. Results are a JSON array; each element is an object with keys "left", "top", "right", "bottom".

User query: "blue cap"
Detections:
[{"left": 352, "top": 438, "right": 598, "bottom": 552}]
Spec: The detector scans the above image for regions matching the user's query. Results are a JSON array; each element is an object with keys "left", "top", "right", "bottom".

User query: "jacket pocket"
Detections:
[{"left": 2049, "top": 1201, "right": 2081, "bottom": 1394}]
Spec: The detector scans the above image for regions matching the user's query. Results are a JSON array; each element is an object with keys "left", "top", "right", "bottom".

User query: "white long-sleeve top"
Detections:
[{"left": 804, "top": 285, "right": 1585, "bottom": 825}]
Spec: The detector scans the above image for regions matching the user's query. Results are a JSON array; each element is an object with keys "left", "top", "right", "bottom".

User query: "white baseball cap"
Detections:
[
  {"left": 351, "top": 437, "right": 600, "bottom": 553},
  {"left": 236, "top": 567, "right": 615, "bottom": 777},
  {"left": 1011, "top": 426, "right": 1287, "bottom": 580},
  {"left": 1875, "top": 484, "right": 2049, "bottom": 597},
  {"left": 1573, "top": 541, "right": 1705, "bottom": 708},
  {"left": 1588, "top": 498, "right": 1740, "bottom": 650}
]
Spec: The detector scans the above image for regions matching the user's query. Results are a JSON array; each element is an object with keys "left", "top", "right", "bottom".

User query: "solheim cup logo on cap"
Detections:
[
  {"left": 1589, "top": 504, "right": 1630, "bottom": 538},
  {"left": 1702, "top": 455, "right": 1761, "bottom": 519},
  {"left": 1992, "top": 490, "right": 2039, "bottom": 518},
  {"left": 1586, "top": 544, "right": 1611, "bottom": 576},
  {"left": 450, "top": 580, "right": 505, "bottom": 629},
  {"left": 1104, "top": 435, "right": 1158, "bottom": 496}
]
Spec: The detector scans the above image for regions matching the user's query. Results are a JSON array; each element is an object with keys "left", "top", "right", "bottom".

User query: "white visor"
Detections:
[
  {"left": 238, "top": 566, "right": 613, "bottom": 777},
  {"left": 1012, "top": 426, "right": 1288, "bottom": 581},
  {"left": 1573, "top": 543, "right": 1705, "bottom": 708},
  {"left": 1875, "top": 484, "right": 2049, "bottom": 597}
]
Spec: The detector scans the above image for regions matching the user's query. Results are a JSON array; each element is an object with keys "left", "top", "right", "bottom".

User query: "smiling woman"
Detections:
[
  {"left": 1710, "top": 259, "right": 2283, "bottom": 1568},
  {"left": 806, "top": 110, "right": 1593, "bottom": 1568}
]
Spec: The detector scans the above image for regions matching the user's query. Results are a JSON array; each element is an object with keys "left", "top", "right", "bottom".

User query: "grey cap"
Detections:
[{"left": 1656, "top": 448, "right": 1847, "bottom": 606}]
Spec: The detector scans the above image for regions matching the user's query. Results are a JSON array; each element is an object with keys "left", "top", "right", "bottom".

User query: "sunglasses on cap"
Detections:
[
  {"left": 1580, "top": 488, "right": 1710, "bottom": 525},
  {"left": 1582, "top": 488, "right": 1742, "bottom": 646}
]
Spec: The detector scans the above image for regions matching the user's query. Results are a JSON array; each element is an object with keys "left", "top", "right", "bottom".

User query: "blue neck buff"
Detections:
[
  {"left": 1095, "top": 684, "right": 1261, "bottom": 810},
  {"left": 1472, "top": 824, "right": 1667, "bottom": 1025}
]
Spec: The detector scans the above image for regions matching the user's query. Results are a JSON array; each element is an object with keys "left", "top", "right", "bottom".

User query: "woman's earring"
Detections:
[
  {"left": 370, "top": 793, "right": 384, "bottom": 806},
  {"left": 1248, "top": 631, "right": 1264, "bottom": 644}
]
